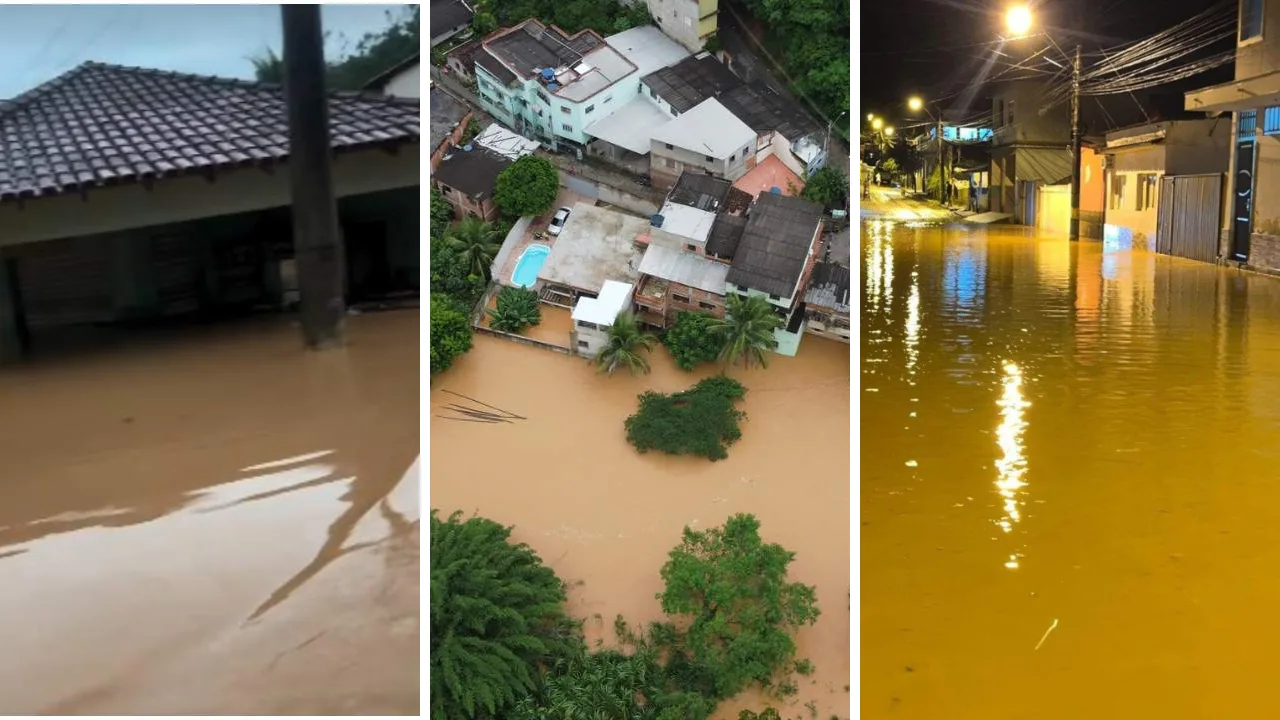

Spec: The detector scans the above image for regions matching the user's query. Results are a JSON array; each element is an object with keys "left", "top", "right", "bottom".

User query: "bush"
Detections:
[
  {"left": 430, "top": 236, "right": 486, "bottom": 311},
  {"left": 430, "top": 294, "right": 473, "bottom": 375},
  {"left": 430, "top": 510, "right": 582, "bottom": 720},
  {"left": 624, "top": 376, "right": 747, "bottom": 461},
  {"left": 488, "top": 286, "right": 541, "bottom": 333},
  {"left": 800, "top": 167, "right": 849, "bottom": 210},
  {"left": 494, "top": 155, "right": 559, "bottom": 219},
  {"left": 662, "top": 311, "right": 722, "bottom": 371},
  {"left": 657, "top": 514, "right": 820, "bottom": 700}
]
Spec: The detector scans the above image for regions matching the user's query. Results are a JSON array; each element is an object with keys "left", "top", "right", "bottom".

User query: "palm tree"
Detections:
[
  {"left": 445, "top": 216, "right": 503, "bottom": 281},
  {"left": 709, "top": 294, "right": 782, "bottom": 369},
  {"left": 592, "top": 312, "right": 658, "bottom": 376}
]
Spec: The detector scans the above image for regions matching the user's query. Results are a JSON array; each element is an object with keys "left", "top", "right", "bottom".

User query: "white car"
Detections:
[{"left": 548, "top": 207, "right": 571, "bottom": 236}]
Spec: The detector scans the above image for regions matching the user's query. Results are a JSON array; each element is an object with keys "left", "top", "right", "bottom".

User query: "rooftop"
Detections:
[
  {"left": 641, "top": 52, "right": 742, "bottom": 113},
  {"left": 432, "top": 146, "right": 511, "bottom": 199},
  {"left": 585, "top": 96, "right": 671, "bottom": 155},
  {"left": 655, "top": 201, "right": 717, "bottom": 244},
  {"left": 430, "top": 0, "right": 475, "bottom": 37},
  {"left": 718, "top": 81, "right": 821, "bottom": 142},
  {"left": 557, "top": 44, "right": 636, "bottom": 102},
  {"left": 605, "top": 26, "right": 690, "bottom": 78},
  {"left": 474, "top": 122, "right": 539, "bottom": 159},
  {"left": 650, "top": 98, "right": 755, "bottom": 158},
  {"left": 705, "top": 213, "right": 747, "bottom": 260},
  {"left": 538, "top": 202, "right": 647, "bottom": 292},
  {"left": 803, "top": 262, "right": 850, "bottom": 314},
  {"left": 727, "top": 192, "right": 824, "bottom": 298},
  {"left": 365, "top": 52, "right": 421, "bottom": 91},
  {"left": 481, "top": 20, "right": 604, "bottom": 85},
  {"left": 430, "top": 86, "right": 470, "bottom": 150},
  {"left": 572, "top": 279, "right": 634, "bottom": 326},
  {"left": 0, "top": 62, "right": 419, "bottom": 202},
  {"left": 638, "top": 243, "right": 730, "bottom": 294},
  {"left": 733, "top": 154, "right": 805, "bottom": 198},
  {"left": 666, "top": 171, "right": 732, "bottom": 211}
]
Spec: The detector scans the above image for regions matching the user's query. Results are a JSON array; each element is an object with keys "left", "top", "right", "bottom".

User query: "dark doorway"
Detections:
[
  {"left": 343, "top": 220, "right": 392, "bottom": 303},
  {"left": 1234, "top": 139, "right": 1255, "bottom": 261}
]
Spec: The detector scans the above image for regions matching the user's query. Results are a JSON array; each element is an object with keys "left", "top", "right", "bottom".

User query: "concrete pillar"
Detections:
[{"left": 0, "top": 253, "right": 28, "bottom": 364}]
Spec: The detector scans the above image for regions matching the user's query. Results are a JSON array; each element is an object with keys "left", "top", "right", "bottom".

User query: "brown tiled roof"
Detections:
[
  {"left": 0, "top": 62, "right": 420, "bottom": 202},
  {"left": 726, "top": 192, "right": 823, "bottom": 298}
]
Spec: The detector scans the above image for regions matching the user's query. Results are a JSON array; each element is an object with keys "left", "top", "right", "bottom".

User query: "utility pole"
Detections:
[
  {"left": 936, "top": 116, "right": 945, "bottom": 204},
  {"left": 282, "top": 4, "right": 345, "bottom": 349},
  {"left": 1069, "top": 44, "right": 1083, "bottom": 242}
]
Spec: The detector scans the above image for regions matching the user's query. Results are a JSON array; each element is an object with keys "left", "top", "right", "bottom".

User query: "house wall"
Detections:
[
  {"left": 431, "top": 108, "right": 474, "bottom": 171},
  {"left": 384, "top": 64, "right": 422, "bottom": 98},
  {"left": 991, "top": 82, "right": 1070, "bottom": 146},
  {"left": 990, "top": 153, "right": 1014, "bottom": 214},
  {"left": 804, "top": 306, "right": 849, "bottom": 342},
  {"left": 1105, "top": 145, "right": 1165, "bottom": 251},
  {"left": 0, "top": 147, "right": 418, "bottom": 248},
  {"left": 650, "top": 136, "right": 754, "bottom": 189},
  {"left": 474, "top": 62, "right": 632, "bottom": 152},
  {"left": 436, "top": 181, "right": 499, "bottom": 222},
  {"left": 1251, "top": 134, "right": 1280, "bottom": 234},
  {"left": 644, "top": 0, "right": 717, "bottom": 51},
  {"left": 1235, "top": 0, "right": 1280, "bottom": 81},
  {"left": 664, "top": 281, "right": 725, "bottom": 321}
]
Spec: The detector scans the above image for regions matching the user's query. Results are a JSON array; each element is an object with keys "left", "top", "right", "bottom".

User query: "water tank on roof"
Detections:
[
  {"left": 650, "top": 214, "right": 665, "bottom": 228},
  {"left": 541, "top": 68, "right": 555, "bottom": 80},
  {"left": 547, "top": 83, "right": 559, "bottom": 91},
  {"left": 464, "top": 144, "right": 474, "bottom": 151},
  {"left": 770, "top": 187, "right": 782, "bottom": 194}
]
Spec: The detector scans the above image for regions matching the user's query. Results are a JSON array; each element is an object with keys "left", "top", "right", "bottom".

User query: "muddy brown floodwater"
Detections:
[
  {"left": 0, "top": 311, "right": 420, "bottom": 715},
  {"left": 861, "top": 220, "right": 1280, "bottom": 717},
  {"left": 431, "top": 333, "right": 851, "bottom": 718}
]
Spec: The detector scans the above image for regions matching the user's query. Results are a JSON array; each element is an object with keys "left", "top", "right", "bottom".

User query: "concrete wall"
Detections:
[
  {"left": 1236, "top": 0, "right": 1280, "bottom": 81},
  {"left": 384, "top": 64, "right": 422, "bottom": 98},
  {"left": 650, "top": 135, "right": 754, "bottom": 189},
  {"left": 1252, "top": 133, "right": 1280, "bottom": 234},
  {"left": 991, "top": 82, "right": 1069, "bottom": 146},
  {"left": 1165, "top": 120, "right": 1232, "bottom": 176},
  {"left": 644, "top": 0, "right": 716, "bottom": 51},
  {"left": 0, "top": 148, "right": 419, "bottom": 248},
  {"left": 665, "top": 281, "right": 725, "bottom": 321},
  {"left": 475, "top": 62, "right": 633, "bottom": 151},
  {"left": 432, "top": 108, "right": 474, "bottom": 171}
]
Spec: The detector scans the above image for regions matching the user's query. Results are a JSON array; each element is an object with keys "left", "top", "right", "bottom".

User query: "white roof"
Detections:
[
  {"left": 638, "top": 244, "right": 729, "bottom": 294},
  {"left": 791, "top": 134, "right": 825, "bottom": 167},
  {"left": 538, "top": 203, "right": 647, "bottom": 292},
  {"left": 474, "top": 123, "right": 540, "bottom": 159},
  {"left": 650, "top": 98, "right": 755, "bottom": 159},
  {"left": 585, "top": 96, "right": 672, "bottom": 154},
  {"left": 656, "top": 201, "right": 716, "bottom": 244},
  {"left": 572, "top": 280, "right": 634, "bottom": 325},
  {"left": 605, "top": 25, "right": 691, "bottom": 77},
  {"left": 557, "top": 45, "right": 635, "bottom": 102}
]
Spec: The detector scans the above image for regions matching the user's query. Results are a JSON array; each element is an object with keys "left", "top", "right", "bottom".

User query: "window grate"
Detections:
[
  {"left": 1240, "top": 109, "right": 1258, "bottom": 139},
  {"left": 1264, "top": 107, "right": 1280, "bottom": 135}
]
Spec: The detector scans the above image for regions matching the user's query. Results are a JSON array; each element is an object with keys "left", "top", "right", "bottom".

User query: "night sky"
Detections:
[{"left": 859, "top": 0, "right": 1235, "bottom": 130}]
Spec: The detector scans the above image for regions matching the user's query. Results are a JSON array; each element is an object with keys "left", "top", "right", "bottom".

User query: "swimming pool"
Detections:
[{"left": 511, "top": 244, "right": 551, "bottom": 288}]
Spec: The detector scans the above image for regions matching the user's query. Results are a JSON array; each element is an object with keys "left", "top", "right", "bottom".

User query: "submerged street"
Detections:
[{"left": 860, "top": 220, "right": 1280, "bottom": 717}]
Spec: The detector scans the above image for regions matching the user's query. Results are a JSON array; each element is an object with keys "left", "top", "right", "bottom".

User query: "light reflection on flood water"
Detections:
[
  {"left": 431, "top": 333, "right": 851, "bottom": 719},
  {"left": 0, "top": 312, "right": 420, "bottom": 714},
  {"left": 861, "top": 221, "right": 1280, "bottom": 717}
]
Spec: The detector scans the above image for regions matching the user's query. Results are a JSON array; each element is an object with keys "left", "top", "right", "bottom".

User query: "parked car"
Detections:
[{"left": 548, "top": 207, "right": 571, "bottom": 236}]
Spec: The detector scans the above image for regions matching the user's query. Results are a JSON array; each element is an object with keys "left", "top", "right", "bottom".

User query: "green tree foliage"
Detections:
[
  {"left": 624, "top": 376, "right": 747, "bottom": 461},
  {"left": 478, "top": 0, "right": 650, "bottom": 36},
  {"left": 592, "top": 313, "right": 659, "bottom": 376},
  {"left": 431, "top": 235, "right": 487, "bottom": 312},
  {"left": 656, "top": 514, "right": 820, "bottom": 699},
  {"left": 495, "top": 156, "right": 560, "bottom": 219},
  {"left": 431, "top": 187, "right": 455, "bottom": 241},
  {"left": 248, "top": 7, "right": 419, "bottom": 90},
  {"left": 709, "top": 295, "right": 781, "bottom": 369},
  {"left": 800, "top": 167, "right": 849, "bottom": 210},
  {"left": 430, "top": 510, "right": 582, "bottom": 719},
  {"left": 431, "top": 295, "right": 474, "bottom": 375},
  {"left": 662, "top": 311, "right": 722, "bottom": 371},
  {"left": 737, "top": 0, "right": 849, "bottom": 132},
  {"left": 445, "top": 217, "right": 504, "bottom": 282},
  {"left": 878, "top": 157, "right": 900, "bottom": 180},
  {"left": 488, "top": 286, "right": 542, "bottom": 333}
]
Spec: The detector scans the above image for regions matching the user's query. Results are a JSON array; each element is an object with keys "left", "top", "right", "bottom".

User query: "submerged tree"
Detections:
[
  {"left": 445, "top": 216, "right": 504, "bottom": 282},
  {"left": 592, "top": 312, "right": 658, "bottom": 376},
  {"left": 487, "top": 286, "right": 541, "bottom": 333},
  {"left": 430, "top": 510, "right": 581, "bottom": 720},
  {"left": 709, "top": 294, "right": 782, "bottom": 369}
]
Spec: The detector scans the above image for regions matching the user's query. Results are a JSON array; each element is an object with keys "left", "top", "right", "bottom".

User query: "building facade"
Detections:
[
  {"left": 649, "top": 98, "right": 756, "bottom": 189},
  {"left": 643, "top": 0, "right": 718, "bottom": 52}
]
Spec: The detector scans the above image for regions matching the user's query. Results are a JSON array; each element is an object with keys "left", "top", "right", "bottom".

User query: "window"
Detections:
[
  {"left": 577, "top": 340, "right": 589, "bottom": 349},
  {"left": 730, "top": 152, "right": 736, "bottom": 161},
  {"left": 563, "top": 123, "right": 573, "bottom": 131},
  {"left": 698, "top": 301, "right": 716, "bottom": 311},
  {"left": 585, "top": 104, "right": 595, "bottom": 114},
  {"left": 768, "top": 294, "right": 781, "bottom": 301},
  {"left": 685, "top": 243, "right": 697, "bottom": 252},
  {"left": 672, "top": 293, "right": 690, "bottom": 303},
  {"left": 1109, "top": 172, "right": 1126, "bottom": 210},
  {"left": 560, "top": 106, "right": 571, "bottom": 115},
  {"left": 577, "top": 320, "right": 598, "bottom": 331},
  {"left": 1265, "top": 107, "right": 1280, "bottom": 134},
  {"left": 439, "top": 184, "right": 454, "bottom": 195},
  {"left": 665, "top": 143, "right": 674, "bottom": 150},
  {"left": 994, "top": 99, "right": 1004, "bottom": 127},
  {"left": 1136, "top": 173, "right": 1158, "bottom": 211},
  {"left": 650, "top": 87, "right": 657, "bottom": 99},
  {"left": 705, "top": 155, "right": 715, "bottom": 162},
  {"left": 1006, "top": 100, "right": 1015, "bottom": 126},
  {"left": 538, "top": 90, "right": 550, "bottom": 104},
  {"left": 1241, "top": 109, "right": 1260, "bottom": 138},
  {"left": 603, "top": 96, "right": 613, "bottom": 103},
  {"left": 1242, "top": 0, "right": 1264, "bottom": 42}
]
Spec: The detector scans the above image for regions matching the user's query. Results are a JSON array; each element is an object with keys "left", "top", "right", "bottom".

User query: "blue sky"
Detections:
[{"left": 0, "top": 4, "right": 411, "bottom": 98}]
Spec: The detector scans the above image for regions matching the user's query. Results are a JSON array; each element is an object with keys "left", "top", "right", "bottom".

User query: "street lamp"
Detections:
[
  {"left": 884, "top": 126, "right": 895, "bottom": 136},
  {"left": 871, "top": 117, "right": 884, "bottom": 131},
  {"left": 907, "top": 96, "right": 945, "bottom": 204},
  {"left": 907, "top": 96, "right": 923, "bottom": 113},
  {"left": 1005, "top": 5, "right": 1033, "bottom": 38},
  {"left": 867, "top": 113, "right": 875, "bottom": 122}
]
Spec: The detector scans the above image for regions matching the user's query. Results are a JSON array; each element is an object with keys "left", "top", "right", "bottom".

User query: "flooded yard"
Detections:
[
  {"left": 430, "top": 333, "right": 851, "bottom": 718},
  {"left": 0, "top": 311, "right": 420, "bottom": 714},
  {"left": 861, "top": 220, "right": 1280, "bottom": 717}
]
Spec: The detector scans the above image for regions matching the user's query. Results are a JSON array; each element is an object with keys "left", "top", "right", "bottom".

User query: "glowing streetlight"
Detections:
[
  {"left": 907, "top": 97, "right": 923, "bottom": 112},
  {"left": 1005, "top": 5, "right": 1032, "bottom": 37},
  {"left": 867, "top": 113, "right": 875, "bottom": 122},
  {"left": 885, "top": 126, "right": 895, "bottom": 136},
  {"left": 872, "top": 117, "right": 884, "bottom": 131}
]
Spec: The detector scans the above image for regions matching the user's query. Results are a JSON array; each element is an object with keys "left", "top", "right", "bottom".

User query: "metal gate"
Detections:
[
  {"left": 1155, "top": 174, "right": 1223, "bottom": 264},
  {"left": 15, "top": 236, "right": 113, "bottom": 328}
]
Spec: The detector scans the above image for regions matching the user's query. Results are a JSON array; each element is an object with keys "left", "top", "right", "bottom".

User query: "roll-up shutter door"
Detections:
[{"left": 16, "top": 236, "right": 113, "bottom": 328}]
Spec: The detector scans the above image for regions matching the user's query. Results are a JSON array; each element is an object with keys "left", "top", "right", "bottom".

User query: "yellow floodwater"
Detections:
[
  {"left": 0, "top": 311, "right": 420, "bottom": 714},
  {"left": 431, "top": 333, "right": 851, "bottom": 718},
  {"left": 861, "top": 220, "right": 1280, "bottom": 717}
]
